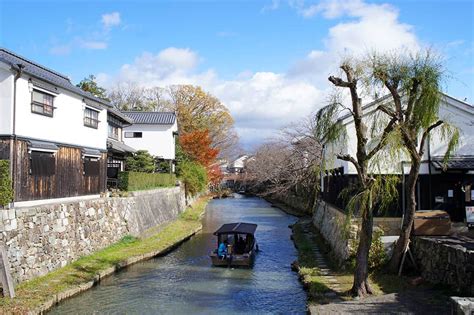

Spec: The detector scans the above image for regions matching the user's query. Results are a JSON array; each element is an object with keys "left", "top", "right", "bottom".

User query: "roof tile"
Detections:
[{"left": 122, "top": 111, "right": 176, "bottom": 125}]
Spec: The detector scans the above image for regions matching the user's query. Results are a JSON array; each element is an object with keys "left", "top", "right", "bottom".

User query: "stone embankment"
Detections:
[
  {"left": 0, "top": 187, "right": 185, "bottom": 283},
  {"left": 312, "top": 200, "right": 401, "bottom": 266},
  {"left": 412, "top": 236, "right": 474, "bottom": 296}
]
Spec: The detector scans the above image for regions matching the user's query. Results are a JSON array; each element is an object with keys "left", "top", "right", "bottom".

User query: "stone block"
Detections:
[
  {"left": 451, "top": 297, "right": 474, "bottom": 315},
  {"left": 7, "top": 209, "right": 15, "bottom": 220}
]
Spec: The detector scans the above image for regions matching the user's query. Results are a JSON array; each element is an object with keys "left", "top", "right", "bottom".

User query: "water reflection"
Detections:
[{"left": 49, "top": 195, "right": 307, "bottom": 314}]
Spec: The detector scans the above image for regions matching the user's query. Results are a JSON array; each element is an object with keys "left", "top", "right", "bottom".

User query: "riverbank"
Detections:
[
  {"left": 0, "top": 197, "right": 210, "bottom": 314},
  {"left": 291, "top": 218, "right": 451, "bottom": 313}
]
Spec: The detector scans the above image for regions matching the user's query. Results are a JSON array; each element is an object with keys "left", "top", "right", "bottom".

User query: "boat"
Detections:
[{"left": 209, "top": 222, "right": 258, "bottom": 267}]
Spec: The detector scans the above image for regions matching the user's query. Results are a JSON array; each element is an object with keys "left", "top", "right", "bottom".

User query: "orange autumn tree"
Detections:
[
  {"left": 180, "top": 130, "right": 220, "bottom": 186},
  {"left": 207, "top": 164, "right": 223, "bottom": 188},
  {"left": 179, "top": 130, "right": 219, "bottom": 167}
]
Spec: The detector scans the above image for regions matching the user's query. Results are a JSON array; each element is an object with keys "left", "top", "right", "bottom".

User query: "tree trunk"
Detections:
[
  {"left": 351, "top": 208, "right": 374, "bottom": 297},
  {"left": 388, "top": 160, "right": 420, "bottom": 273}
]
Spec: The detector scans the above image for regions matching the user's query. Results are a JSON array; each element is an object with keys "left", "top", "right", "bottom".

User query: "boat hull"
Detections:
[{"left": 210, "top": 251, "right": 255, "bottom": 267}]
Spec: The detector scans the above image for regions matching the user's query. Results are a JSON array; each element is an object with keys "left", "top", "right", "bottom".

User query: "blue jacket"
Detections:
[{"left": 218, "top": 243, "right": 227, "bottom": 257}]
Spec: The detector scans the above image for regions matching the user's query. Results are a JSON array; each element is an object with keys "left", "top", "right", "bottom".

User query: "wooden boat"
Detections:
[{"left": 209, "top": 222, "right": 258, "bottom": 267}]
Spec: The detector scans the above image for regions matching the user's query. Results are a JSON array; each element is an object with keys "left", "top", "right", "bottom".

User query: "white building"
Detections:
[
  {"left": 0, "top": 48, "right": 110, "bottom": 205},
  {"left": 323, "top": 92, "right": 474, "bottom": 221},
  {"left": 227, "top": 155, "right": 249, "bottom": 174},
  {"left": 122, "top": 111, "right": 178, "bottom": 164}
]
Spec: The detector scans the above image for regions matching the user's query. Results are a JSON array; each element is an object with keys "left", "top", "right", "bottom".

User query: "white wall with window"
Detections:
[
  {"left": 123, "top": 123, "right": 177, "bottom": 160},
  {"left": 12, "top": 76, "right": 107, "bottom": 150},
  {"left": 0, "top": 66, "right": 13, "bottom": 135}
]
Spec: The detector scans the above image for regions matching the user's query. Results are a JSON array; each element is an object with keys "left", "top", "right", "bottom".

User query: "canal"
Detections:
[{"left": 49, "top": 194, "right": 307, "bottom": 314}]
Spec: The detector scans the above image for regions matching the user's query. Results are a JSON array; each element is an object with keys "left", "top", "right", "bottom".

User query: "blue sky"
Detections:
[{"left": 1, "top": 0, "right": 473, "bottom": 149}]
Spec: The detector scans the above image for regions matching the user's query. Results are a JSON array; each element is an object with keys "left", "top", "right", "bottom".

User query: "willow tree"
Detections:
[
  {"left": 369, "top": 50, "right": 459, "bottom": 273},
  {"left": 315, "top": 60, "right": 398, "bottom": 297}
]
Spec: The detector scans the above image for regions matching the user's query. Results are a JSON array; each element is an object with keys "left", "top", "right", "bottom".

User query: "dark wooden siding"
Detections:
[
  {"left": 0, "top": 139, "right": 10, "bottom": 160},
  {"left": 12, "top": 139, "right": 106, "bottom": 202}
]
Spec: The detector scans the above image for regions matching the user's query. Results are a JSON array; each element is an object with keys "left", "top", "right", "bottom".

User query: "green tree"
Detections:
[
  {"left": 77, "top": 75, "right": 109, "bottom": 100},
  {"left": 0, "top": 160, "right": 13, "bottom": 207},
  {"left": 178, "top": 160, "right": 208, "bottom": 197},
  {"left": 368, "top": 50, "right": 459, "bottom": 273},
  {"left": 125, "top": 150, "right": 156, "bottom": 173}
]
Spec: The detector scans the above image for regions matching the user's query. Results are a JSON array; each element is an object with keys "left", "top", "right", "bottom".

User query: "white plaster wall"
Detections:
[
  {"left": 0, "top": 66, "right": 13, "bottom": 135},
  {"left": 123, "top": 122, "right": 177, "bottom": 159},
  {"left": 14, "top": 76, "right": 107, "bottom": 149},
  {"left": 332, "top": 95, "right": 474, "bottom": 175},
  {"left": 428, "top": 98, "right": 474, "bottom": 158}
]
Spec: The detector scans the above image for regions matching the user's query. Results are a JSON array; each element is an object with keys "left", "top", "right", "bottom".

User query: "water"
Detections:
[{"left": 49, "top": 194, "right": 307, "bottom": 314}]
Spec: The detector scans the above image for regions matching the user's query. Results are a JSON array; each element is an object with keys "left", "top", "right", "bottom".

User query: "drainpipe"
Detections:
[
  {"left": 427, "top": 134, "right": 433, "bottom": 209},
  {"left": 401, "top": 161, "right": 406, "bottom": 230},
  {"left": 320, "top": 144, "right": 326, "bottom": 200},
  {"left": 10, "top": 63, "right": 24, "bottom": 208}
]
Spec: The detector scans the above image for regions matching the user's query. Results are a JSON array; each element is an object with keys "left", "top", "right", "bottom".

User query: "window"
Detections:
[
  {"left": 108, "top": 125, "right": 121, "bottom": 140},
  {"left": 31, "top": 90, "right": 54, "bottom": 116},
  {"left": 84, "top": 108, "right": 99, "bottom": 129},
  {"left": 30, "top": 151, "right": 56, "bottom": 176},
  {"left": 84, "top": 157, "right": 100, "bottom": 176},
  {"left": 124, "top": 132, "right": 142, "bottom": 138}
]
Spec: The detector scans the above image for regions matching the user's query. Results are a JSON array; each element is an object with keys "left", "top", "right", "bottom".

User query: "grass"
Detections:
[
  {"left": 0, "top": 197, "right": 209, "bottom": 314},
  {"left": 292, "top": 220, "right": 411, "bottom": 304}
]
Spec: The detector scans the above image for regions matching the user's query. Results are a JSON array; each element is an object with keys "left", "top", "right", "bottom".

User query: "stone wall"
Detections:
[
  {"left": 269, "top": 192, "right": 313, "bottom": 215},
  {"left": 312, "top": 200, "right": 402, "bottom": 265},
  {"left": 0, "top": 186, "right": 186, "bottom": 283},
  {"left": 312, "top": 200, "right": 357, "bottom": 264},
  {"left": 412, "top": 236, "right": 474, "bottom": 296}
]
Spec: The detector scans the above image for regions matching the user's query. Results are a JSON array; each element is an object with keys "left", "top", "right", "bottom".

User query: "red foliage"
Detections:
[
  {"left": 207, "top": 164, "right": 223, "bottom": 186},
  {"left": 179, "top": 130, "right": 219, "bottom": 167}
]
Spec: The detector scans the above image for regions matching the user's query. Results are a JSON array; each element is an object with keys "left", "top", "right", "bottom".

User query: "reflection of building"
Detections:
[
  {"left": 0, "top": 48, "right": 110, "bottom": 206},
  {"left": 122, "top": 111, "right": 178, "bottom": 171},
  {"left": 322, "top": 93, "right": 474, "bottom": 222},
  {"left": 106, "top": 108, "right": 135, "bottom": 187}
]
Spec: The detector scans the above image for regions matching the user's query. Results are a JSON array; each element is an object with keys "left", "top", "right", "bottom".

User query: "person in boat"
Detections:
[
  {"left": 218, "top": 239, "right": 228, "bottom": 259},
  {"left": 235, "top": 236, "right": 245, "bottom": 254}
]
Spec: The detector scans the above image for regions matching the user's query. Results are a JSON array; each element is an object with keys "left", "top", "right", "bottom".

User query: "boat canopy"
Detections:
[{"left": 213, "top": 222, "right": 257, "bottom": 236}]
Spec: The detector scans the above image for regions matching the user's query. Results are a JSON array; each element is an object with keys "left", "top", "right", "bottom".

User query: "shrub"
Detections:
[
  {"left": 0, "top": 160, "right": 13, "bottom": 207},
  {"left": 118, "top": 171, "right": 176, "bottom": 191},
  {"left": 348, "top": 227, "right": 387, "bottom": 270},
  {"left": 125, "top": 150, "right": 155, "bottom": 173},
  {"left": 178, "top": 161, "right": 208, "bottom": 196}
]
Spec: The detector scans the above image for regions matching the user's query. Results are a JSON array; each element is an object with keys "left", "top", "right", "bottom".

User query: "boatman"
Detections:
[{"left": 218, "top": 239, "right": 228, "bottom": 259}]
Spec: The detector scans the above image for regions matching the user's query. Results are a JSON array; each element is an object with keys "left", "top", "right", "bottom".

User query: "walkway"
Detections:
[
  {"left": 296, "top": 219, "right": 451, "bottom": 315},
  {"left": 309, "top": 289, "right": 451, "bottom": 314}
]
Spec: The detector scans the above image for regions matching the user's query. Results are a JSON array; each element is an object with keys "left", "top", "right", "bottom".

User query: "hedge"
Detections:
[
  {"left": 178, "top": 161, "right": 208, "bottom": 197},
  {"left": 118, "top": 171, "right": 176, "bottom": 191},
  {"left": 0, "top": 160, "right": 13, "bottom": 207}
]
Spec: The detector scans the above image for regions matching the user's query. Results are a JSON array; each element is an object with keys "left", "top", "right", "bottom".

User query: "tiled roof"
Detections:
[
  {"left": 121, "top": 111, "right": 176, "bottom": 125},
  {"left": 0, "top": 48, "right": 111, "bottom": 108},
  {"left": 108, "top": 107, "right": 133, "bottom": 124},
  {"left": 432, "top": 156, "right": 474, "bottom": 170},
  {"left": 107, "top": 139, "right": 136, "bottom": 154}
]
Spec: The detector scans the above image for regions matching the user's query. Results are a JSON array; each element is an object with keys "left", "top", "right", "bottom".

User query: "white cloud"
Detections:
[
  {"left": 101, "top": 0, "right": 420, "bottom": 148},
  {"left": 261, "top": 0, "right": 280, "bottom": 12},
  {"left": 101, "top": 12, "right": 121, "bottom": 29},
  {"left": 79, "top": 40, "right": 107, "bottom": 50},
  {"left": 49, "top": 44, "right": 72, "bottom": 56},
  {"left": 50, "top": 12, "right": 121, "bottom": 55}
]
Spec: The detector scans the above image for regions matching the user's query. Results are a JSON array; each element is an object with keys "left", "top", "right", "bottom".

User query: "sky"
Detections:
[{"left": 1, "top": 0, "right": 473, "bottom": 150}]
